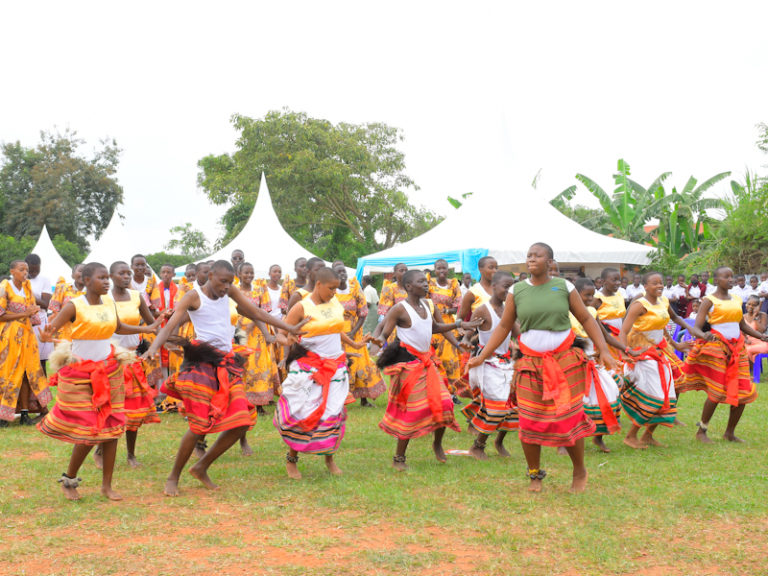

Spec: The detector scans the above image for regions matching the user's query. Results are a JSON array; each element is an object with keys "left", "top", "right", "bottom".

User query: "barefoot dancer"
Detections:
[
  {"left": 144, "top": 260, "right": 307, "bottom": 496},
  {"left": 619, "top": 272, "right": 705, "bottom": 449},
  {"left": 570, "top": 278, "right": 629, "bottom": 453},
  {"left": 0, "top": 261, "right": 51, "bottom": 427},
  {"left": 461, "top": 271, "right": 517, "bottom": 460},
  {"left": 101, "top": 261, "right": 165, "bottom": 467},
  {"left": 38, "top": 262, "right": 162, "bottom": 501},
  {"left": 468, "top": 244, "right": 616, "bottom": 493},
  {"left": 372, "top": 270, "right": 480, "bottom": 471},
  {"left": 429, "top": 259, "right": 466, "bottom": 397},
  {"left": 332, "top": 261, "right": 385, "bottom": 406},
  {"left": 678, "top": 267, "right": 767, "bottom": 443}
]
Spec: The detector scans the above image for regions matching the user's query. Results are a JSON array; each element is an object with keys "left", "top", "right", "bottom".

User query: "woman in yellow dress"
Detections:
[
  {"left": 0, "top": 260, "right": 51, "bottom": 427},
  {"left": 428, "top": 259, "right": 465, "bottom": 397},
  {"left": 49, "top": 263, "right": 85, "bottom": 342},
  {"left": 332, "top": 262, "right": 385, "bottom": 405}
]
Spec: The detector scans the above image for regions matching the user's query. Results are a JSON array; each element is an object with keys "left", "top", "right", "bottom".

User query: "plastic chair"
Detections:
[
  {"left": 675, "top": 330, "right": 694, "bottom": 361},
  {"left": 753, "top": 354, "right": 768, "bottom": 383}
]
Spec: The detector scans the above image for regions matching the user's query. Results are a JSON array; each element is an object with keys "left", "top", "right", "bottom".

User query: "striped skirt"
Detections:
[
  {"left": 380, "top": 360, "right": 460, "bottom": 440},
  {"left": 274, "top": 362, "right": 349, "bottom": 455},
  {"left": 621, "top": 357, "right": 677, "bottom": 427},
  {"left": 583, "top": 365, "right": 622, "bottom": 436},
  {"left": 513, "top": 347, "right": 595, "bottom": 447},
  {"left": 462, "top": 356, "right": 517, "bottom": 434},
  {"left": 162, "top": 360, "right": 255, "bottom": 435},
  {"left": 123, "top": 361, "right": 160, "bottom": 432},
  {"left": 38, "top": 354, "right": 126, "bottom": 445},
  {"left": 679, "top": 336, "right": 756, "bottom": 406}
]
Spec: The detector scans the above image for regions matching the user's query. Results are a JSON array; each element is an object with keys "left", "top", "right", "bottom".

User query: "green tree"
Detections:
[
  {"left": 165, "top": 222, "right": 210, "bottom": 259},
  {"left": 0, "top": 129, "right": 123, "bottom": 252},
  {"left": 197, "top": 109, "right": 441, "bottom": 264},
  {"left": 549, "top": 185, "right": 613, "bottom": 235},
  {"left": 0, "top": 235, "right": 36, "bottom": 276},
  {"left": 145, "top": 252, "right": 191, "bottom": 274},
  {"left": 51, "top": 234, "right": 85, "bottom": 267}
]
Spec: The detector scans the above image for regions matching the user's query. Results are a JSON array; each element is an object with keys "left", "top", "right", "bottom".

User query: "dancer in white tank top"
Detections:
[
  {"left": 460, "top": 272, "right": 518, "bottom": 460},
  {"left": 371, "top": 270, "right": 482, "bottom": 471},
  {"left": 144, "top": 260, "right": 309, "bottom": 497}
]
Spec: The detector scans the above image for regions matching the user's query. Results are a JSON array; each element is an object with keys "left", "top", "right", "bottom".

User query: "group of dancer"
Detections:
[{"left": 2, "top": 242, "right": 767, "bottom": 500}]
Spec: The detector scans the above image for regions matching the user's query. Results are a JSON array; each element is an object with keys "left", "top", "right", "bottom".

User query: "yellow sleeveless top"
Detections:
[
  {"left": 469, "top": 283, "right": 491, "bottom": 312},
  {"left": 569, "top": 306, "right": 598, "bottom": 339},
  {"left": 632, "top": 296, "right": 670, "bottom": 332},
  {"left": 71, "top": 295, "right": 118, "bottom": 340},
  {"left": 594, "top": 291, "right": 626, "bottom": 321},
  {"left": 301, "top": 296, "right": 345, "bottom": 338},
  {"left": 706, "top": 294, "right": 743, "bottom": 325},
  {"left": 104, "top": 290, "right": 142, "bottom": 328}
]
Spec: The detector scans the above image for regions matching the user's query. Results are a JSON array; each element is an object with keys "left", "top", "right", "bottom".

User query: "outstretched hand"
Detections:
[
  {"left": 602, "top": 353, "right": 619, "bottom": 373},
  {"left": 460, "top": 318, "right": 484, "bottom": 331}
]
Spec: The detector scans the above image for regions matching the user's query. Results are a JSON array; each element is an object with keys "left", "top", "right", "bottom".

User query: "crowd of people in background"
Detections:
[{"left": 1, "top": 247, "right": 767, "bottom": 500}]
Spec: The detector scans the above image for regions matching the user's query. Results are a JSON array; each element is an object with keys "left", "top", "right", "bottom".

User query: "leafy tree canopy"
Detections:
[
  {"left": 165, "top": 222, "right": 210, "bottom": 259},
  {"left": 197, "top": 109, "right": 441, "bottom": 265}
]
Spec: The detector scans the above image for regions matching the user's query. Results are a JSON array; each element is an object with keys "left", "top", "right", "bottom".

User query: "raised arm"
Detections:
[{"left": 230, "top": 286, "right": 307, "bottom": 335}]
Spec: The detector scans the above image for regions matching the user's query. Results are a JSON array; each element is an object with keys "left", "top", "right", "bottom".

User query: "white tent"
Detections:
[
  {"left": 84, "top": 210, "right": 133, "bottom": 268},
  {"left": 30, "top": 225, "right": 73, "bottom": 288},
  {"left": 356, "top": 183, "right": 653, "bottom": 280},
  {"left": 183, "top": 173, "right": 327, "bottom": 279}
]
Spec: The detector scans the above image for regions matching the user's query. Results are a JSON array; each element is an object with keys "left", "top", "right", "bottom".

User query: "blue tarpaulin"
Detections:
[{"left": 355, "top": 248, "right": 489, "bottom": 283}]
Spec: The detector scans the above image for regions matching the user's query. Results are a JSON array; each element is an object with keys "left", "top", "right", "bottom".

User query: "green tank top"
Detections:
[{"left": 513, "top": 277, "right": 572, "bottom": 333}]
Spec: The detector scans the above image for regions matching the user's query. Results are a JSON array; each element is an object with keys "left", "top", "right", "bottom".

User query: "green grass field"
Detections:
[{"left": 2, "top": 382, "right": 767, "bottom": 576}]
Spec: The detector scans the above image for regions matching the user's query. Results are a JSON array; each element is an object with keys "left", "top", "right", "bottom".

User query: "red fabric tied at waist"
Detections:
[
  {"left": 586, "top": 359, "right": 620, "bottom": 433},
  {"left": 711, "top": 330, "right": 745, "bottom": 407},
  {"left": 125, "top": 361, "right": 157, "bottom": 400},
  {"left": 295, "top": 351, "right": 347, "bottom": 432},
  {"left": 399, "top": 344, "right": 450, "bottom": 424},
  {"left": 63, "top": 347, "right": 119, "bottom": 433},
  {"left": 632, "top": 339, "right": 673, "bottom": 411},
  {"left": 517, "top": 330, "right": 577, "bottom": 416}
]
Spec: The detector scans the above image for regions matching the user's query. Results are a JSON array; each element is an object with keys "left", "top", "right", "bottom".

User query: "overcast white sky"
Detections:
[{"left": 1, "top": 1, "right": 766, "bottom": 254}]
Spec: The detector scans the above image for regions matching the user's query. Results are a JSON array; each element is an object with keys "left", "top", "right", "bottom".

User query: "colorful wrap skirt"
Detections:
[
  {"left": 123, "top": 361, "right": 160, "bottom": 431},
  {"left": 162, "top": 344, "right": 256, "bottom": 435},
  {"left": 583, "top": 359, "right": 621, "bottom": 436},
  {"left": 462, "top": 353, "right": 517, "bottom": 434},
  {"left": 274, "top": 353, "right": 349, "bottom": 455},
  {"left": 379, "top": 344, "right": 460, "bottom": 440},
  {"left": 38, "top": 350, "right": 126, "bottom": 445},
  {"left": 621, "top": 341, "right": 678, "bottom": 427},
  {"left": 679, "top": 333, "right": 756, "bottom": 406},
  {"left": 513, "top": 341, "right": 595, "bottom": 447}
]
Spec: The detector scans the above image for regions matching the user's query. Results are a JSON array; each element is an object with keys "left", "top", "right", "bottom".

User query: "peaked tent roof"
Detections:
[
  {"left": 84, "top": 210, "right": 131, "bottom": 268},
  {"left": 356, "top": 181, "right": 653, "bottom": 280},
  {"left": 30, "top": 225, "right": 73, "bottom": 288},
  {"left": 186, "top": 174, "right": 328, "bottom": 279}
]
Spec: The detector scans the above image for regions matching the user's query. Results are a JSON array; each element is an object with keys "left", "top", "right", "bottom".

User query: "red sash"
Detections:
[
  {"left": 398, "top": 344, "right": 448, "bottom": 424},
  {"left": 295, "top": 351, "right": 347, "bottom": 432},
  {"left": 124, "top": 361, "right": 157, "bottom": 400},
  {"left": 631, "top": 339, "right": 673, "bottom": 411},
  {"left": 710, "top": 330, "right": 745, "bottom": 407},
  {"left": 517, "top": 330, "right": 577, "bottom": 416},
  {"left": 585, "top": 360, "right": 620, "bottom": 433}
]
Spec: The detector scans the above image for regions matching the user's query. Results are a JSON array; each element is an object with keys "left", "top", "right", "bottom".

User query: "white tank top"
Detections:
[
  {"left": 398, "top": 299, "right": 433, "bottom": 353},
  {"left": 188, "top": 286, "right": 234, "bottom": 352},
  {"left": 268, "top": 286, "right": 282, "bottom": 318},
  {"left": 478, "top": 302, "right": 510, "bottom": 356}
]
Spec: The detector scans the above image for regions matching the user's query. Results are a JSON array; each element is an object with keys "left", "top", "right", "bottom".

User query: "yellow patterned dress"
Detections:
[
  {"left": 336, "top": 279, "right": 385, "bottom": 399},
  {"left": 428, "top": 277, "right": 463, "bottom": 391},
  {"left": 0, "top": 279, "right": 51, "bottom": 420},
  {"left": 49, "top": 282, "right": 85, "bottom": 341},
  {"left": 378, "top": 281, "right": 408, "bottom": 343},
  {"left": 237, "top": 283, "right": 280, "bottom": 406}
]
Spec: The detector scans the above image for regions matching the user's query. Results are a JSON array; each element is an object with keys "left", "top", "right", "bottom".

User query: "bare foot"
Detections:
[
  {"left": 101, "top": 486, "right": 123, "bottom": 501},
  {"left": 164, "top": 479, "right": 180, "bottom": 497},
  {"left": 723, "top": 432, "right": 745, "bottom": 443},
  {"left": 557, "top": 446, "right": 568, "bottom": 456},
  {"left": 93, "top": 448, "right": 103, "bottom": 470},
  {"left": 127, "top": 454, "right": 141, "bottom": 468},
  {"left": 569, "top": 468, "right": 588, "bottom": 494},
  {"left": 325, "top": 456, "right": 343, "bottom": 476},
  {"left": 392, "top": 458, "right": 408, "bottom": 472},
  {"left": 189, "top": 464, "right": 219, "bottom": 490},
  {"left": 528, "top": 478, "right": 543, "bottom": 493},
  {"left": 61, "top": 484, "right": 81, "bottom": 501},
  {"left": 592, "top": 437, "right": 611, "bottom": 453},
  {"left": 494, "top": 440, "right": 511, "bottom": 458},
  {"left": 641, "top": 433, "right": 664, "bottom": 447},
  {"left": 673, "top": 417, "right": 686, "bottom": 426},
  {"left": 432, "top": 442, "right": 447, "bottom": 463},
  {"left": 240, "top": 440, "right": 253, "bottom": 457},
  {"left": 469, "top": 444, "right": 488, "bottom": 461},
  {"left": 286, "top": 460, "right": 302, "bottom": 480},
  {"left": 623, "top": 436, "right": 647, "bottom": 450}
]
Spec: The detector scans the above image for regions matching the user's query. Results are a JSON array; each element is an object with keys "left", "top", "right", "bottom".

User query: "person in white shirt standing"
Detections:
[
  {"left": 361, "top": 275, "right": 379, "bottom": 335},
  {"left": 24, "top": 253, "right": 53, "bottom": 372},
  {"left": 625, "top": 273, "right": 646, "bottom": 301},
  {"left": 730, "top": 275, "right": 754, "bottom": 304},
  {"left": 459, "top": 273, "right": 472, "bottom": 298}
]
